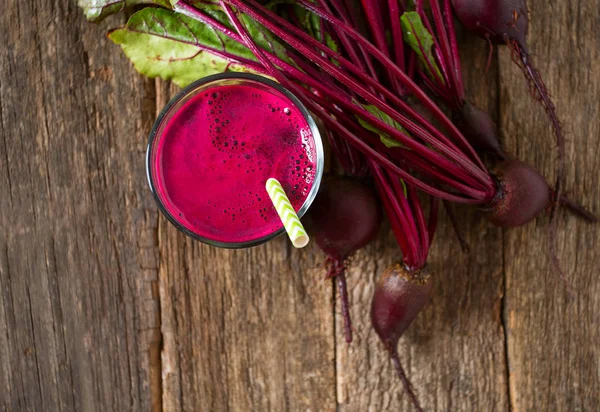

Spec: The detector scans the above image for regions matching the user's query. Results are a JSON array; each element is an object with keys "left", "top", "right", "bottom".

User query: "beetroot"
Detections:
[
  {"left": 308, "top": 178, "right": 381, "bottom": 260},
  {"left": 371, "top": 263, "right": 433, "bottom": 412},
  {"left": 452, "top": 107, "right": 596, "bottom": 223},
  {"left": 485, "top": 159, "right": 549, "bottom": 227},
  {"left": 402, "top": 1, "right": 594, "bottom": 225},
  {"left": 305, "top": 177, "right": 382, "bottom": 342},
  {"left": 372, "top": 264, "right": 433, "bottom": 349},
  {"left": 451, "top": 0, "right": 528, "bottom": 48}
]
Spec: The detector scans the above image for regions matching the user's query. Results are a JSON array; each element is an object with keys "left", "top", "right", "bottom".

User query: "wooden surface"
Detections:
[{"left": 0, "top": 0, "right": 598, "bottom": 411}]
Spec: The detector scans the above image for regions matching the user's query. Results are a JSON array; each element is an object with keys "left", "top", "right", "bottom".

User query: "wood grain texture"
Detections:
[
  {"left": 158, "top": 222, "right": 337, "bottom": 412},
  {"left": 0, "top": 0, "right": 598, "bottom": 411},
  {"left": 499, "top": 0, "right": 600, "bottom": 410},
  {"left": 0, "top": 1, "right": 160, "bottom": 411}
]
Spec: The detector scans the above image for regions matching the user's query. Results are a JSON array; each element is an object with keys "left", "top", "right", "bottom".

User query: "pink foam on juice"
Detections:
[{"left": 152, "top": 83, "right": 317, "bottom": 244}]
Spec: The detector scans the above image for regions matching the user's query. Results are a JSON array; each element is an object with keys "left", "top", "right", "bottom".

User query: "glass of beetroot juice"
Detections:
[{"left": 147, "top": 73, "right": 324, "bottom": 248}]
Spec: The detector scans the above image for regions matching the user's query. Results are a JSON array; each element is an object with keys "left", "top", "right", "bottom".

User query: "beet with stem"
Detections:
[
  {"left": 406, "top": 0, "right": 595, "bottom": 222},
  {"left": 369, "top": 162, "right": 437, "bottom": 411},
  {"left": 304, "top": 177, "right": 382, "bottom": 342},
  {"left": 371, "top": 263, "right": 433, "bottom": 412},
  {"left": 450, "top": 0, "right": 566, "bottom": 218},
  {"left": 485, "top": 159, "right": 549, "bottom": 227}
]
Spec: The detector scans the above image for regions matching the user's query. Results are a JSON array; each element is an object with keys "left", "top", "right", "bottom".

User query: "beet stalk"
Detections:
[{"left": 177, "top": 0, "right": 589, "bottom": 229}]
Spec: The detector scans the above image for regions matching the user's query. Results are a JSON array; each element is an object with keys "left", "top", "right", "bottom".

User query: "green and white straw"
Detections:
[{"left": 266, "top": 178, "right": 309, "bottom": 248}]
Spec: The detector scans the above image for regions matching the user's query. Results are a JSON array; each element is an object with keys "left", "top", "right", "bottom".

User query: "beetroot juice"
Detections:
[{"left": 147, "top": 74, "right": 323, "bottom": 247}]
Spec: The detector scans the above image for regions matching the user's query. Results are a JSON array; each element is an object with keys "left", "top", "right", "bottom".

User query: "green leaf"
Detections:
[
  {"left": 356, "top": 104, "right": 408, "bottom": 148},
  {"left": 324, "top": 32, "right": 339, "bottom": 55},
  {"left": 108, "top": 8, "right": 263, "bottom": 87},
  {"left": 379, "top": 134, "right": 404, "bottom": 148},
  {"left": 264, "top": 4, "right": 339, "bottom": 61},
  {"left": 78, "top": 0, "right": 171, "bottom": 22},
  {"left": 399, "top": 178, "right": 408, "bottom": 198},
  {"left": 292, "top": 5, "right": 321, "bottom": 40},
  {"left": 356, "top": 104, "right": 408, "bottom": 193},
  {"left": 191, "top": 5, "right": 292, "bottom": 64},
  {"left": 238, "top": 13, "right": 292, "bottom": 64},
  {"left": 400, "top": 11, "right": 443, "bottom": 83}
]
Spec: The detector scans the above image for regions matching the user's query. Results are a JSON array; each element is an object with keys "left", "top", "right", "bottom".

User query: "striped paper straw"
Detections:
[{"left": 265, "top": 178, "right": 309, "bottom": 248}]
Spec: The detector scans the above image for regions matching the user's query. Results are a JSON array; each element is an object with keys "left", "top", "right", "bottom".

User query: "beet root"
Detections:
[
  {"left": 307, "top": 177, "right": 382, "bottom": 261},
  {"left": 485, "top": 159, "right": 549, "bottom": 227},
  {"left": 451, "top": 0, "right": 528, "bottom": 49},
  {"left": 371, "top": 263, "right": 433, "bottom": 350},
  {"left": 371, "top": 263, "right": 433, "bottom": 412},
  {"left": 305, "top": 177, "right": 382, "bottom": 342}
]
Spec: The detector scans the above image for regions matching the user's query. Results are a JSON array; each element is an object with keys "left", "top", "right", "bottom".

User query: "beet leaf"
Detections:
[
  {"left": 108, "top": 7, "right": 287, "bottom": 86},
  {"left": 356, "top": 104, "right": 407, "bottom": 148},
  {"left": 400, "top": 11, "right": 443, "bottom": 83}
]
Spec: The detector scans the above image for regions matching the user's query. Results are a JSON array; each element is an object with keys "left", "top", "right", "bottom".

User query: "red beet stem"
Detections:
[
  {"left": 371, "top": 162, "right": 422, "bottom": 268},
  {"left": 361, "top": 0, "right": 390, "bottom": 58},
  {"left": 266, "top": 0, "right": 488, "bottom": 167},
  {"left": 388, "top": 0, "right": 406, "bottom": 72},
  {"left": 221, "top": 3, "right": 485, "bottom": 202},
  {"left": 442, "top": 0, "right": 464, "bottom": 99}
]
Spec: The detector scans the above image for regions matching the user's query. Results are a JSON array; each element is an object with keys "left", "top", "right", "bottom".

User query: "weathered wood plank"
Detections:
[
  {"left": 499, "top": 0, "right": 600, "bottom": 410},
  {"left": 0, "top": 1, "right": 159, "bottom": 410},
  {"left": 156, "top": 82, "right": 337, "bottom": 412},
  {"left": 334, "top": 34, "right": 509, "bottom": 411}
]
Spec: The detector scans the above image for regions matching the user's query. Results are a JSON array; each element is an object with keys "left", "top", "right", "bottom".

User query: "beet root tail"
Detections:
[
  {"left": 336, "top": 272, "right": 353, "bottom": 343},
  {"left": 326, "top": 258, "right": 353, "bottom": 343},
  {"left": 555, "top": 191, "right": 598, "bottom": 223},
  {"left": 389, "top": 348, "right": 424, "bottom": 412}
]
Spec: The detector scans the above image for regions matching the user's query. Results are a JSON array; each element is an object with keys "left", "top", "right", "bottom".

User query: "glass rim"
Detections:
[{"left": 146, "top": 72, "right": 324, "bottom": 249}]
